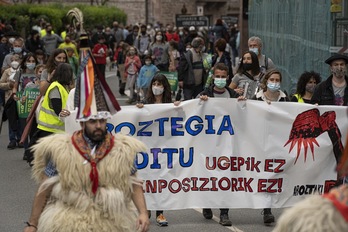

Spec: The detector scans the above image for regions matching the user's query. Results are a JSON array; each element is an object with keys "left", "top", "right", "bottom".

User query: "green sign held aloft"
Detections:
[{"left": 16, "top": 88, "right": 40, "bottom": 118}]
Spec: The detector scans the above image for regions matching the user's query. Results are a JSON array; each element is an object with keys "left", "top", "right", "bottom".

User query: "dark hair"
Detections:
[
  {"left": 295, "top": 71, "right": 321, "bottom": 96},
  {"left": 45, "top": 49, "right": 68, "bottom": 73},
  {"left": 213, "top": 63, "right": 229, "bottom": 75},
  {"left": 152, "top": 31, "right": 165, "bottom": 45},
  {"left": 19, "top": 53, "right": 38, "bottom": 71},
  {"left": 237, "top": 51, "right": 260, "bottom": 76},
  {"left": 98, "top": 34, "right": 105, "bottom": 41},
  {"left": 215, "top": 19, "right": 223, "bottom": 26},
  {"left": 50, "top": 63, "right": 73, "bottom": 86},
  {"left": 144, "top": 55, "right": 152, "bottom": 61},
  {"left": 169, "top": 40, "right": 178, "bottom": 50},
  {"left": 214, "top": 38, "right": 226, "bottom": 52},
  {"left": 34, "top": 49, "right": 45, "bottom": 56},
  {"left": 30, "top": 30, "right": 39, "bottom": 37},
  {"left": 261, "top": 69, "right": 282, "bottom": 91},
  {"left": 146, "top": 73, "right": 172, "bottom": 104}
]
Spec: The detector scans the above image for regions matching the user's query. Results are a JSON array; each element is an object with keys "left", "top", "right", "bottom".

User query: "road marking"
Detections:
[
  {"left": 193, "top": 209, "right": 244, "bottom": 232},
  {"left": 105, "top": 73, "right": 116, "bottom": 79}
]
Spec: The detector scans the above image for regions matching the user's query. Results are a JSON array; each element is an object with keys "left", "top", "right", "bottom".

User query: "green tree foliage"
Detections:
[{"left": 0, "top": 3, "right": 127, "bottom": 37}]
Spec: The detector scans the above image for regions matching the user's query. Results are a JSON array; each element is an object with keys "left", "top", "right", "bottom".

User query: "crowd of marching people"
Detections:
[{"left": 0, "top": 15, "right": 348, "bottom": 231}]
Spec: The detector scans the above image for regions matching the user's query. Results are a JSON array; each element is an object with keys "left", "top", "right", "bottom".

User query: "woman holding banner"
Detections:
[
  {"left": 253, "top": 69, "right": 288, "bottom": 225},
  {"left": 291, "top": 71, "right": 321, "bottom": 103},
  {"left": 136, "top": 73, "right": 177, "bottom": 227},
  {"left": 229, "top": 50, "right": 262, "bottom": 99}
]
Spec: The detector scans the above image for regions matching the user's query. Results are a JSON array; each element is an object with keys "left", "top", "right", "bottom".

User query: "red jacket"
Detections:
[
  {"left": 165, "top": 32, "right": 180, "bottom": 42},
  {"left": 92, "top": 43, "right": 108, "bottom": 64},
  {"left": 124, "top": 55, "right": 142, "bottom": 76}
]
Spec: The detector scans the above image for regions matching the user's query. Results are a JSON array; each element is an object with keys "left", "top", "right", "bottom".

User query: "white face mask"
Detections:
[
  {"left": 11, "top": 61, "right": 19, "bottom": 69},
  {"left": 152, "top": 86, "right": 164, "bottom": 95},
  {"left": 9, "top": 37, "right": 15, "bottom": 44},
  {"left": 145, "top": 61, "right": 151, "bottom": 65}
]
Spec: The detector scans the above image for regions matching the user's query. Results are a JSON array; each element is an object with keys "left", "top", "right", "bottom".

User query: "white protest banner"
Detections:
[{"left": 65, "top": 99, "right": 348, "bottom": 210}]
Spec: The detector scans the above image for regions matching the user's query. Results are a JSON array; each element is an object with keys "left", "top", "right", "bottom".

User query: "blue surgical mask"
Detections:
[
  {"left": 13, "top": 47, "right": 22, "bottom": 54},
  {"left": 214, "top": 78, "right": 227, "bottom": 89},
  {"left": 26, "top": 63, "right": 36, "bottom": 70},
  {"left": 267, "top": 82, "right": 280, "bottom": 92},
  {"left": 249, "top": 47, "right": 258, "bottom": 56}
]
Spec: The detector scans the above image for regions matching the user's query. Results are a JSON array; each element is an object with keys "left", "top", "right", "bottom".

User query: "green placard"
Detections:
[
  {"left": 16, "top": 88, "right": 40, "bottom": 118},
  {"left": 158, "top": 71, "right": 178, "bottom": 91}
]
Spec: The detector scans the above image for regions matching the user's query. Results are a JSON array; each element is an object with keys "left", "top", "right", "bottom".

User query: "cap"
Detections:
[
  {"left": 325, "top": 54, "right": 348, "bottom": 65},
  {"left": 189, "top": 26, "right": 196, "bottom": 31}
]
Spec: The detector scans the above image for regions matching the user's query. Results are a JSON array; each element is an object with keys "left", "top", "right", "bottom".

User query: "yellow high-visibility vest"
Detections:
[
  {"left": 293, "top": 94, "right": 304, "bottom": 103},
  {"left": 37, "top": 81, "right": 69, "bottom": 133}
]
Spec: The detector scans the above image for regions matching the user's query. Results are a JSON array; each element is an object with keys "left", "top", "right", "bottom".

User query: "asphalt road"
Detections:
[{"left": 0, "top": 68, "right": 284, "bottom": 232}]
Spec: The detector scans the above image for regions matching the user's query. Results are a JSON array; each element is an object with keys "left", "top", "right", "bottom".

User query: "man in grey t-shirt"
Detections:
[{"left": 42, "top": 24, "right": 63, "bottom": 56}]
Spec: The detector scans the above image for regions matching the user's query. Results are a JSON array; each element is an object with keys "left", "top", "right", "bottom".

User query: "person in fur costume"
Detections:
[
  {"left": 273, "top": 133, "right": 348, "bottom": 232},
  {"left": 24, "top": 27, "right": 150, "bottom": 231},
  {"left": 24, "top": 119, "right": 150, "bottom": 232}
]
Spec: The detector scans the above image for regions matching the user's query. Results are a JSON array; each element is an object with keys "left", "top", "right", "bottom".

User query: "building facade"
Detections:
[
  {"left": 39, "top": 0, "right": 241, "bottom": 27},
  {"left": 122, "top": 0, "right": 240, "bottom": 27}
]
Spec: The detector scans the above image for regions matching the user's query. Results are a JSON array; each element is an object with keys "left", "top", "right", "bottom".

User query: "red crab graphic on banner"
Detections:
[{"left": 284, "top": 108, "right": 344, "bottom": 164}]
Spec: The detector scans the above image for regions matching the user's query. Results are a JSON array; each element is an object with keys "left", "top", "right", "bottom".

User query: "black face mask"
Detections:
[
  {"left": 54, "top": 60, "right": 63, "bottom": 67},
  {"left": 141, "top": 31, "right": 146, "bottom": 35},
  {"left": 243, "top": 63, "right": 253, "bottom": 71}
]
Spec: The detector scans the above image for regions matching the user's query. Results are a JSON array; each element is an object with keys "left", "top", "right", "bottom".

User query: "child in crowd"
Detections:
[
  {"left": 124, "top": 46, "right": 141, "bottom": 104},
  {"left": 114, "top": 41, "right": 128, "bottom": 96},
  {"left": 65, "top": 47, "right": 78, "bottom": 77},
  {"left": 92, "top": 35, "right": 108, "bottom": 77},
  {"left": 24, "top": 64, "right": 44, "bottom": 89},
  {"left": 168, "top": 41, "right": 180, "bottom": 71},
  {"left": 137, "top": 55, "right": 159, "bottom": 101}
]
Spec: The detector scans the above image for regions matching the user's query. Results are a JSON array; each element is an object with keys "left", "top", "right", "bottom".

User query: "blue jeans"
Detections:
[
  {"left": 8, "top": 117, "right": 27, "bottom": 148},
  {"left": 8, "top": 122, "right": 21, "bottom": 144}
]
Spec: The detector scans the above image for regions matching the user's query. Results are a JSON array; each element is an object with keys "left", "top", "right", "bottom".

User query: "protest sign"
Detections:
[
  {"left": 65, "top": 99, "right": 348, "bottom": 209},
  {"left": 16, "top": 88, "right": 40, "bottom": 118}
]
